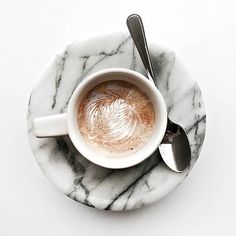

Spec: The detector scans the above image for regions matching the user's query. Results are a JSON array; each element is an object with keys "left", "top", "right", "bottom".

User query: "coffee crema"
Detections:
[{"left": 77, "top": 80, "right": 155, "bottom": 155}]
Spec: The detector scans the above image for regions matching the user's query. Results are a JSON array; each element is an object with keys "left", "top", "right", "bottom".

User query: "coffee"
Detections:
[{"left": 77, "top": 80, "right": 155, "bottom": 155}]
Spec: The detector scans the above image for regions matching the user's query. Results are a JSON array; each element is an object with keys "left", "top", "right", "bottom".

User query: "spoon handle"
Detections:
[{"left": 126, "top": 14, "right": 156, "bottom": 83}]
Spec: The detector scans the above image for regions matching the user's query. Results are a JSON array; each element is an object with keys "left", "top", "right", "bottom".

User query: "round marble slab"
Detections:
[{"left": 27, "top": 32, "right": 206, "bottom": 211}]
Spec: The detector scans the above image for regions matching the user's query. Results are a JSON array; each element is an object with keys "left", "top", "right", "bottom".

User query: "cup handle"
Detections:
[{"left": 33, "top": 113, "right": 68, "bottom": 138}]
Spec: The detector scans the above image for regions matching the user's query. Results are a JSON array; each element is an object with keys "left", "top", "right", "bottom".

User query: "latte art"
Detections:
[
  {"left": 87, "top": 98, "right": 138, "bottom": 142},
  {"left": 78, "top": 80, "right": 155, "bottom": 154}
]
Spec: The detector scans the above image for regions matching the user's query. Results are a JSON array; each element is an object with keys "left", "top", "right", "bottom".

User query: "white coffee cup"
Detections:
[{"left": 34, "top": 68, "right": 167, "bottom": 169}]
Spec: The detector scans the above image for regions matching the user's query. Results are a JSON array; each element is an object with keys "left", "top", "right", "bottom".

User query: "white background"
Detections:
[{"left": 0, "top": 0, "right": 236, "bottom": 235}]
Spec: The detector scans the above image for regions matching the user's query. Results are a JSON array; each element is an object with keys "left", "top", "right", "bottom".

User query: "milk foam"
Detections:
[{"left": 78, "top": 80, "right": 155, "bottom": 154}]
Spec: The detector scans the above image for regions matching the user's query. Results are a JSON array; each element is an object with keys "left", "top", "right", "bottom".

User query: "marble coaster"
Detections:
[{"left": 27, "top": 32, "right": 206, "bottom": 211}]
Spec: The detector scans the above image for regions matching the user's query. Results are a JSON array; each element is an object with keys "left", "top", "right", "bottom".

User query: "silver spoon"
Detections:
[{"left": 127, "top": 14, "right": 191, "bottom": 172}]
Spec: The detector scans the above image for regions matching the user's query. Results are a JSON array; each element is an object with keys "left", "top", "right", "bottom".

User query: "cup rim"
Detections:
[{"left": 67, "top": 68, "right": 167, "bottom": 169}]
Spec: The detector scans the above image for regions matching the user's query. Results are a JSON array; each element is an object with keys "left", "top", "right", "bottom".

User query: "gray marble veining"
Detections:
[{"left": 27, "top": 32, "right": 206, "bottom": 211}]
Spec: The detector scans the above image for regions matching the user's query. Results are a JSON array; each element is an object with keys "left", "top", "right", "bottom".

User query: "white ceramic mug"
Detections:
[{"left": 34, "top": 68, "right": 167, "bottom": 169}]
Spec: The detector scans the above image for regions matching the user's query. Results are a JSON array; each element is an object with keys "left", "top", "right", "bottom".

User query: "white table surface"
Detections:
[{"left": 0, "top": 0, "right": 235, "bottom": 235}]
